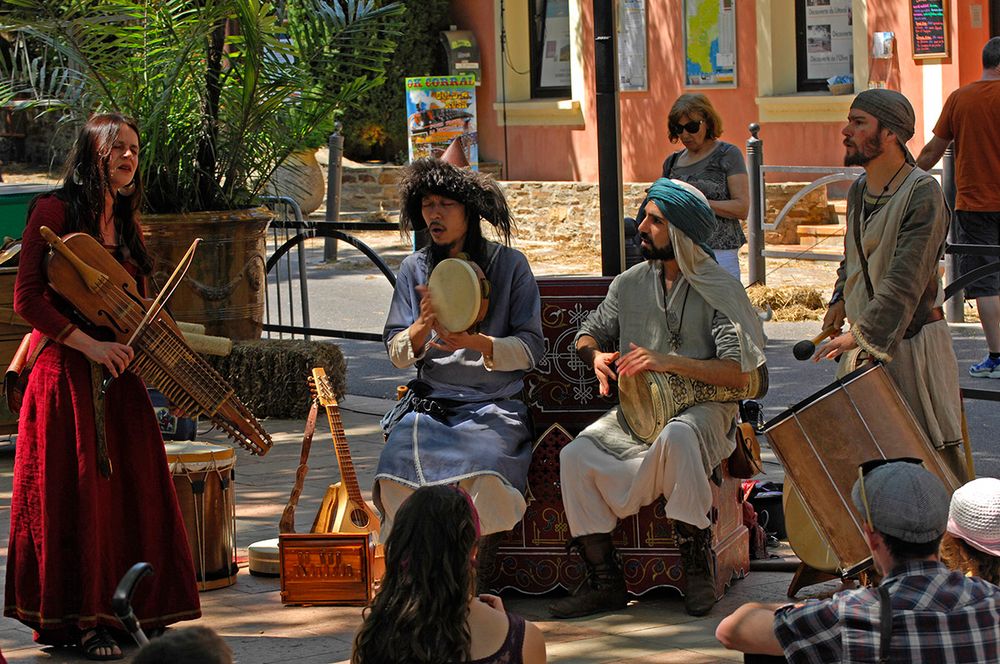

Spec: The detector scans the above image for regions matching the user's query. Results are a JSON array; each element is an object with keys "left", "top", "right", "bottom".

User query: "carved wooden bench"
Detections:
[{"left": 484, "top": 276, "right": 749, "bottom": 599}]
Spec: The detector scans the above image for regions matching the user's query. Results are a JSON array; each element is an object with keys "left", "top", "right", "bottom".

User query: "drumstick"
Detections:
[{"left": 792, "top": 325, "right": 840, "bottom": 361}]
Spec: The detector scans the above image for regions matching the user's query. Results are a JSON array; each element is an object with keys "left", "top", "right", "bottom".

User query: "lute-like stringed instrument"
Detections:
[
  {"left": 309, "top": 367, "right": 380, "bottom": 536},
  {"left": 39, "top": 227, "right": 271, "bottom": 455}
]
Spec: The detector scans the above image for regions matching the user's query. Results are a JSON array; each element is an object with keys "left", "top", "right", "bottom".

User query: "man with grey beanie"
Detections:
[
  {"left": 716, "top": 460, "right": 1000, "bottom": 662},
  {"left": 813, "top": 89, "right": 968, "bottom": 484}
]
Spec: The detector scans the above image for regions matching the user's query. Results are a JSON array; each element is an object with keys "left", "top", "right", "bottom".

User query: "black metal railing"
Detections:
[{"left": 261, "top": 195, "right": 399, "bottom": 343}]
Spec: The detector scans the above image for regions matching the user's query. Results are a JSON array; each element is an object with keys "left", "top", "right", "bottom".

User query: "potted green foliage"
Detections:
[{"left": 0, "top": 0, "right": 404, "bottom": 338}]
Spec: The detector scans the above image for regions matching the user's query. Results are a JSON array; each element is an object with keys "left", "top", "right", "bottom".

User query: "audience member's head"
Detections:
[
  {"left": 132, "top": 626, "right": 233, "bottom": 664},
  {"left": 851, "top": 459, "right": 950, "bottom": 568},
  {"left": 982, "top": 36, "right": 1000, "bottom": 71},
  {"left": 352, "top": 485, "right": 481, "bottom": 663},
  {"left": 941, "top": 477, "right": 1000, "bottom": 584}
]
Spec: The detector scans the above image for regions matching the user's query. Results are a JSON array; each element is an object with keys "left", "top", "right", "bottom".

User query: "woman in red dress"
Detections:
[{"left": 4, "top": 113, "right": 200, "bottom": 660}]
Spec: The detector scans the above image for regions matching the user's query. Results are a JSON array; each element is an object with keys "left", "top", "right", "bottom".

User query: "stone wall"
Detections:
[
  {"left": 501, "top": 181, "right": 649, "bottom": 255},
  {"left": 340, "top": 165, "right": 834, "bottom": 248},
  {"left": 340, "top": 161, "right": 501, "bottom": 213},
  {"left": 764, "top": 182, "right": 834, "bottom": 244}
]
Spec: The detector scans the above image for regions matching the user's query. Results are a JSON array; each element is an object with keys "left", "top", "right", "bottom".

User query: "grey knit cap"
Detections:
[{"left": 850, "top": 89, "right": 916, "bottom": 162}]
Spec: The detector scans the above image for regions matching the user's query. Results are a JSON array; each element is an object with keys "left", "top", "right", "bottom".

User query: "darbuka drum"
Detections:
[
  {"left": 619, "top": 365, "right": 769, "bottom": 443},
  {"left": 764, "top": 363, "right": 961, "bottom": 576},
  {"left": 165, "top": 441, "right": 238, "bottom": 590},
  {"left": 427, "top": 258, "right": 490, "bottom": 333}
]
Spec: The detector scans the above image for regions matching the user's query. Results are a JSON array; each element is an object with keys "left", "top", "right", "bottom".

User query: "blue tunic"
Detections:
[{"left": 377, "top": 242, "right": 544, "bottom": 492}]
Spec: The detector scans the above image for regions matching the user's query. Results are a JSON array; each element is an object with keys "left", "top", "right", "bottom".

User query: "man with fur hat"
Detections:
[
  {"left": 815, "top": 89, "right": 968, "bottom": 483},
  {"left": 376, "top": 156, "right": 544, "bottom": 588},
  {"left": 548, "top": 178, "right": 767, "bottom": 619},
  {"left": 717, "top": 460, "right": 1000, "bottom": 662}
]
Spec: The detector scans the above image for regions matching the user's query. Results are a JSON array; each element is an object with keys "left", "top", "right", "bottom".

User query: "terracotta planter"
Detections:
[{"left": 142, "top": 207, "right": 272, "bottom": 340}]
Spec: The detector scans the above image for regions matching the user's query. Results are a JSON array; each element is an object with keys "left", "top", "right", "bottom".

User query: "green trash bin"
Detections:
[{"left": 0, "top": 183, "right": 56, "bottom": 241}]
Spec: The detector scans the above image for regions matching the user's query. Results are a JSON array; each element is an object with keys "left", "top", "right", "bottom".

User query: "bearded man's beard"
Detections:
[
  {"left": 640, "top": 233, "right": 675, "bottom": 261},
  {"left": 844, "top": 133, "right": 883, "bottom": 167}
]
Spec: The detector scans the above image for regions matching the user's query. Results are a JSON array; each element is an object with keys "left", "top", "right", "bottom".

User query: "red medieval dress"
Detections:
[{"left": 4, "top": 194, "right": 201, "bottom": 644}]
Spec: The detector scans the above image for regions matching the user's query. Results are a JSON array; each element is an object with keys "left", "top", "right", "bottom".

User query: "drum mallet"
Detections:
[{"left": 792, "top": 326, "right": 839, "bottom": 361}]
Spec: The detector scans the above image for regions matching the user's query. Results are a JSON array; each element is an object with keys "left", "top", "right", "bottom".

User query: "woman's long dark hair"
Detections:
[
  {"left": 352, "top": 486, "right": 480, "bottom": 663},
  {"left": 53, "top": 112, "right": 152, "bottom": 275}
]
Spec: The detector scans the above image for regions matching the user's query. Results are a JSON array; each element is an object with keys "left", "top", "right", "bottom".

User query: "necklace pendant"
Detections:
[{"left": 669, "top": 331, "right": 683, "bottom": 351}]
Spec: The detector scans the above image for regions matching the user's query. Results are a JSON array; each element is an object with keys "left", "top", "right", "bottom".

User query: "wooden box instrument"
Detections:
[{"left": 278, "top": 533, "right": 376, "bottom": 606}]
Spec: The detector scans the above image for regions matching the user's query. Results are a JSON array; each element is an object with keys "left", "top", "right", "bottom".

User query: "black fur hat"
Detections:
[{"left": 398, "top": 157, "right": 514, "bottom": 244}]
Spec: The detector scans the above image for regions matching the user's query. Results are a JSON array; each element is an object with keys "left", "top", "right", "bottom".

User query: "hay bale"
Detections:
[
  {"left": 747, "top": 285, "right": 826, "bottom": 322},
  {"left": 208, "top": 340, "right": 346, "bottom": 419}
]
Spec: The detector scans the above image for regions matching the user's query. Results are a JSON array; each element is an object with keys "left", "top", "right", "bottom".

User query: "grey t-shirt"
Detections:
[{"left": 662, "top": 141, "right": 747, "bottom": 250}]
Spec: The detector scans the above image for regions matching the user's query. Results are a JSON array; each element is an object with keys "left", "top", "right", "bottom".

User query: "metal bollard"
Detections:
[
  {"left": 324, "top": 125, "right": 344, "bottom": 262},
  {"left": 746, "top": 123, "right": 766, "bottom": 286},
  {"left": 942, "top": 143, "right": 963, "bottom": 323}
]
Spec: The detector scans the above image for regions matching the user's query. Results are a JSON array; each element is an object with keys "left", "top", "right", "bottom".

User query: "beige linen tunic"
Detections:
[{"left": 835, "top": 168, "right": 965, "bottom": 479}]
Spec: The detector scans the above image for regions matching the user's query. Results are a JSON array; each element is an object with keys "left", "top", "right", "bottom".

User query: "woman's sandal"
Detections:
[{"left": 79, "top": 628, "right": 123, "bottom": 661}]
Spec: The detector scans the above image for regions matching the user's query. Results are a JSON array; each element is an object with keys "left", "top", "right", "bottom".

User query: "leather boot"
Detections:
[
  {"left": 475, "top": 533, "right": 503, "bottom": 595},
  {"left": 676, "top": 521, "right": 717, "bottom": 616},
  {"left": 548, "top": 533, "right": 628, "bottom": 618}
]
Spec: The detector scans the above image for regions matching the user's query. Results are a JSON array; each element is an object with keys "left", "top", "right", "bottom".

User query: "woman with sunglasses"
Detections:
[{"left": 662, "top": 93, "right": 749, "bottom": 281}]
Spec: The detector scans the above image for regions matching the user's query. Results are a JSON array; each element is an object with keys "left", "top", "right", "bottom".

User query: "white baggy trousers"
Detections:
[{"left": 560, "top": 419, "right": 713, "bottom": 535}]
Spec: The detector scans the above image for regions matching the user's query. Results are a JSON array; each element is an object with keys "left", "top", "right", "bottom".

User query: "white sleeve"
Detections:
[
  {"left": 387, "top": 329, "right": 425, "bottom": 369},
  {"left": 483, "top": 336, "right": 532, "bottom": 372}
]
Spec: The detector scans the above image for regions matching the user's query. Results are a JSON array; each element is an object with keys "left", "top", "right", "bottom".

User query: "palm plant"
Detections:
[{"left": 0, "top": 0, "right": 404, "bottom": 214}]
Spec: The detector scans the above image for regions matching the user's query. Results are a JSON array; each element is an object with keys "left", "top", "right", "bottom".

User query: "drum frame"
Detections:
[{"left": 763, "top": 362, "right": 960, "bottom": 578}]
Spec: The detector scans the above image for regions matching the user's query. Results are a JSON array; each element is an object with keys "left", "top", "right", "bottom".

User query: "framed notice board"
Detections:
[{"left": 910, "top": 0, "right": 949, "bottom": 59}]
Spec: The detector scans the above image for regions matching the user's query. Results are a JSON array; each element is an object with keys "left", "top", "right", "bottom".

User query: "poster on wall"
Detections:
[
  {"left": 618, "top": 0, "right": 647, "bottom": 91},
  {"left": 804, "top": 0, "right": 853, "bottom": 80},
  {"left": 405, "top": 75, "right": 478, "bottom": 169},
  {"left": 684, "top": 0, "right": 737, "bottom": 87},
  {"left": 539, "top": 0, "right": 572, "bottom": 89}
]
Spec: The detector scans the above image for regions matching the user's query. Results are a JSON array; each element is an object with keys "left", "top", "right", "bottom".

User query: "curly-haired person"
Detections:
[{"left": 376, "top": 154, "right": 543, "bottom": 591}]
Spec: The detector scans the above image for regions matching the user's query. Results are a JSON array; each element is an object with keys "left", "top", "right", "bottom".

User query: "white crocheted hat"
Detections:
[{"left": 947, "top": 477, "right": 1000, "bottom": 556}]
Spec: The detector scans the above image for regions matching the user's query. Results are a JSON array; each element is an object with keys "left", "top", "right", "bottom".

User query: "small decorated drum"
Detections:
[
  {"left": 619, "top": 366, "right": 768, "bottom": 443},
  {"left": 427, "top": 258, "right": 490, "bottom": 333},
  {"left": 165, "top": 441, "right": 238, "bottom": 591}
]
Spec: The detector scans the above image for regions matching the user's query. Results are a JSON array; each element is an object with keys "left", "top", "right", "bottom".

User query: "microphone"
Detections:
[{"left": 793, "top": 326, "right": 839, "bottom": 361}]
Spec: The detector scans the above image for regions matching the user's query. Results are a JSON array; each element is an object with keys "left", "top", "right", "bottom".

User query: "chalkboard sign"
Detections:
[{"left": 910, "top": 0, "right": 949, "bottom": 59}]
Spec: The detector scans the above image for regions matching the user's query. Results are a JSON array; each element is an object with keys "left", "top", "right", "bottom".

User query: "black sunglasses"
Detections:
[
  {"left": 669, "top": 120, "right": 703, "bottom": 135},
  {"left": 858, "top": 456, "right": 923, "bottom": 477}
]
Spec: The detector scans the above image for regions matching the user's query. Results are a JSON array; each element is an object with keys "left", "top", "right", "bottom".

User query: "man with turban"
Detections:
[
  {"left": 815, "top": 89, "right": 968, "bottom": 483},
  {"left": 549, "top": 179, "right": 767, "bottom": 619},
  {"left": 377, "top": 155, "right": 544, "bottom": 590}
]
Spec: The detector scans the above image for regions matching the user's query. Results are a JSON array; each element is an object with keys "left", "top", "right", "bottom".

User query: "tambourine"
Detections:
[{"left": 427, "top": 257, "right": 491, "bottom": 334}]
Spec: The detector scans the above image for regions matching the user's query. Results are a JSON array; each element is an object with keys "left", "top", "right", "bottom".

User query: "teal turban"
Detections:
[{"left": 635, "top": 178, "right": 717, "bottom": 260}]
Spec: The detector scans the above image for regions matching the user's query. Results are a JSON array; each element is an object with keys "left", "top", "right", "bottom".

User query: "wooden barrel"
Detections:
[{"left": 142, "top": 208, "right": 272, "bottom": 341}]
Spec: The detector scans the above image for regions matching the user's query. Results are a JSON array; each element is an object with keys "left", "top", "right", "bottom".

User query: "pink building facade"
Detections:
[{"left": 449, "top": 0, "right": 998, "bottom": 182}]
